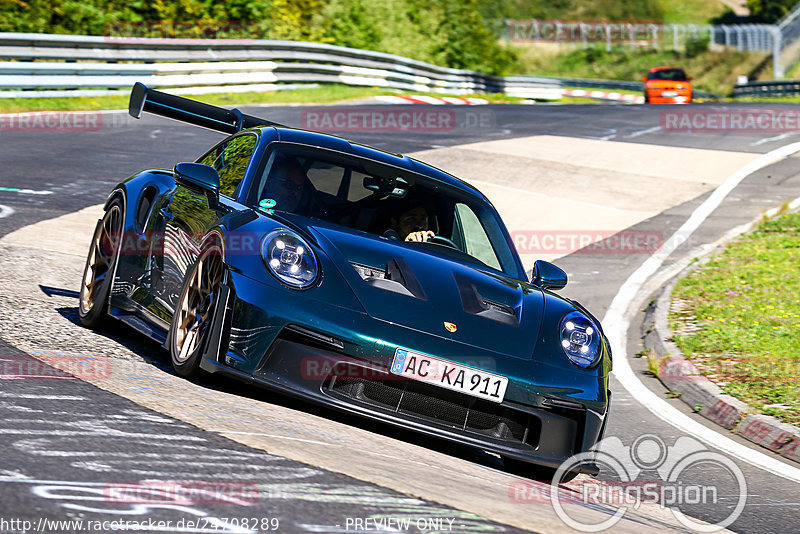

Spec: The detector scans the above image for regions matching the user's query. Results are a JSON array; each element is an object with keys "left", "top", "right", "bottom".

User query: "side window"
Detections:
[
  {"left": 455, "top": 203, "right": 501, "bottom": 270},
  {"left": 206, "top": 135, "right": 257, "bottom": 198},
  {"left": 197, "top": 147, "right": 219, "bottom": 167},
  {"left": 306, "top": 160, "right": 343, "bottom": 196},
  {"left": 348, "top": 171, "right": 374, "bottom": 201}
]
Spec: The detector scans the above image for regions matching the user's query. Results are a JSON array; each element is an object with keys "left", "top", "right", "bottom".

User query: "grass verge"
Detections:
[
  {"left": 0, "top": 84, "right": 527, "bottom": 114},
  {"left": 735, "top": 96, "right": 800, "bottom": 103},
  {"left": 670, "top": 212, "right": 800, "bottom": 426},
  {"left": 659, "top": 0, "right": 732, "bottom": 24}
]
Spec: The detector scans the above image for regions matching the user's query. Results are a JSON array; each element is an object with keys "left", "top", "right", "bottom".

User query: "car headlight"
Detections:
[
  {"left": 261, "top": 229, "right": 318, "bottom": 289},
  {"left": 559, "top": 311, "right": 601, "bottom": 368}
]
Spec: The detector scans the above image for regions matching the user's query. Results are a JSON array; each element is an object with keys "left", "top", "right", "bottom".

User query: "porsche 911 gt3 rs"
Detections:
[{"left": 79, "top": 83, "right": 612, "bottom": 480}]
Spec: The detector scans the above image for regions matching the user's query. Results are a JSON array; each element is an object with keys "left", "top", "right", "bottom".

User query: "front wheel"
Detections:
[
  {"left": 79, "top": 199, "right": 123, "bottom": 328},
  {"left": 169, "top": 242, "right": 224, "bottom": 378}
]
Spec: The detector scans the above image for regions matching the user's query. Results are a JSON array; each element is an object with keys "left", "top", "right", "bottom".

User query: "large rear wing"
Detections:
[{"left": 128, "top": 82, "right": 283, "bottom": 134}]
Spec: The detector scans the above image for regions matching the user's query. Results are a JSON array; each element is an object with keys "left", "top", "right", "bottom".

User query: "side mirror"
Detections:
[
  {"left": 641, "top": 77, "right": 648, "bottom": 82},
  {"left": 531, "top": 260, "right": 567, "bottom": 290},
  {"left": 174, "top": 162, "right": 220, "bottom": 206}
]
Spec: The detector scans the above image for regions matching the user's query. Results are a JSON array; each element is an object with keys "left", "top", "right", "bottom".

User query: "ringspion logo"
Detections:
[{"left": 512, "top": 434, "right": 748, "bottom": 532}]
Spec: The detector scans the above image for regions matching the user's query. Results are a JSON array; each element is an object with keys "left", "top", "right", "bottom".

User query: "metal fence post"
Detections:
[
  {"left": 773, "top": 26, "right": 784, "bottom": 78},
  {"left": 672, "top": 24, "right": 678, "bottom": 51}
]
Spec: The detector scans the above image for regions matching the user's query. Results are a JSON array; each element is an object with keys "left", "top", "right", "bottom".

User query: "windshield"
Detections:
[
  {"left": 647, "top": 68, "right": 687, "bottom": 81},
  {"left": 248, "top": 144, "right": 521, "bottom": 277}
]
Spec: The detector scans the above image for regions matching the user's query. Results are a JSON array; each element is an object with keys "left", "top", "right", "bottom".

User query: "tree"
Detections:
[{"left": 746, "top": 0, "right": 799, "bottom": 22}]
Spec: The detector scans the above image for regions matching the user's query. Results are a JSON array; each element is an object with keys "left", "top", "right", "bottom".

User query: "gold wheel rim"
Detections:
[
  {"left": 173, "top": 249, "right": 223, "bottom": 363},
  {"left": 80, "top": 205, "right": 122, "bottom": 313}
]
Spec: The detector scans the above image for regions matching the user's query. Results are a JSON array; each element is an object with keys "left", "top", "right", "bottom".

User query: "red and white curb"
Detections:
[
  {"left": 646, "top": 280, "right": 800, "bottom": 464},
  {"left": 643, "top": 194, "right": 800, "bottom": 466},
  {"left": 564, "top": 89, "right": 644, "bottom": 104},
  {"left": 374, "top": 95, "right": 490, "bottom": 105}
]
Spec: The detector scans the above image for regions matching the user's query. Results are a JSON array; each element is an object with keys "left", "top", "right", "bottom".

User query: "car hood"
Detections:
[
  {"left": 646, "top": 80, "right": 691, "bottom": 89},
  {"left": 296, "top": 217, "right": 544, "bottom": 361}
]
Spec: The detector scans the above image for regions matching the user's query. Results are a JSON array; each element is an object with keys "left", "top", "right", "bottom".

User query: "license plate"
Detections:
[
  {"left": 390, "top": 348, "right": 508, "bottom": 403},
  {"left": 661, "top": 91, "right": 677, "bottom": 97}
]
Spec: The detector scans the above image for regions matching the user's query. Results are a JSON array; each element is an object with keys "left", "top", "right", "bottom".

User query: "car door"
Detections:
[{"left": 148, "top": 132, "right": 259, "bottom": 321}]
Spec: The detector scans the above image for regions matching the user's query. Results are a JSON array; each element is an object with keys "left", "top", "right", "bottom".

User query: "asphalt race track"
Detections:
[{"left": 1, "top": 101, "right": 800, "bottom": 533}]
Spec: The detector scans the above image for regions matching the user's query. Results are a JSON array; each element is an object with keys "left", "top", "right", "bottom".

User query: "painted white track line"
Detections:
[
  {"left": 0, "top": 204, "right": 14, "bottom": 218},
  {"left": 603, "top": 141, "right": 800, "bottom": 484}
]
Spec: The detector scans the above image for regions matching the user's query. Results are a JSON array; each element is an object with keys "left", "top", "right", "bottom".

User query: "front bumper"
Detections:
[
  {"left": 200, "top": 270, "right": 609, "bottom": 473},
  {"left": 646, "top": 91, "right": 691, "bottom": 104}
]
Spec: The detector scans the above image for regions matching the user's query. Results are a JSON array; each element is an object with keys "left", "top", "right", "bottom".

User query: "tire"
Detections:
[
  {"left": 169, "top": 240, "right": 224, "bottom": 378},
  {"left": 504, "top": 458, "right": 580, "bottom": 483},
  {"left": 79, "top": 198, "right": 124, "bottom": 328}
]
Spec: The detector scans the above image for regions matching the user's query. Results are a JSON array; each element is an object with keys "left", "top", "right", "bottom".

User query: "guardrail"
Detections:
[
  {"left": 733, "top": 80, "right": 800, "bottom": 97},
  {"left": 0, "top": 32, "right": 722, "bottom": 102},
  {"left": 538, "top": 77, "right": 644, "bottom": 91},
  {"left": 0, "top": 32, "right": 562, "bottom": 100}
]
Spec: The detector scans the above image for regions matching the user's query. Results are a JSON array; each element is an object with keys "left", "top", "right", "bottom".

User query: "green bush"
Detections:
[
  {"left": 0, "top": 0, "right": 517, "bottom": 75},
  {"left": 684, "top": 35, "right": 710, "bottom": 58},
  {"left": 746, "top": 0, "right": 798, "bottom": 23},
  {"left": 315, "top": 0, "right": 518, "bottom": 74}
]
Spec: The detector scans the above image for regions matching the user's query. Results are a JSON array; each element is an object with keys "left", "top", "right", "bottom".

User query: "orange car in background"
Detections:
[{"left": 642, "top": 67, "right": 693, "bottom": 104}]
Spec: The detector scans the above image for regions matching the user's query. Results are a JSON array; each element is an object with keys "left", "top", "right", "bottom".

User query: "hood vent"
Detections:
[
  {"left": 454, "top": 272, "right": 519, "bottom": 326},
  {"left": 350, "top": 257, "right": 427, "bottom": 300},
  {"left": 352, "top": 262, "right": 386, "bottom": 280}
]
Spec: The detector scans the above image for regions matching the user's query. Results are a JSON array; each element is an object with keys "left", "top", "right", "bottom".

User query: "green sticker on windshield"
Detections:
[{"left": 259, "top": 198, "right": 277, "bottom": 213}]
